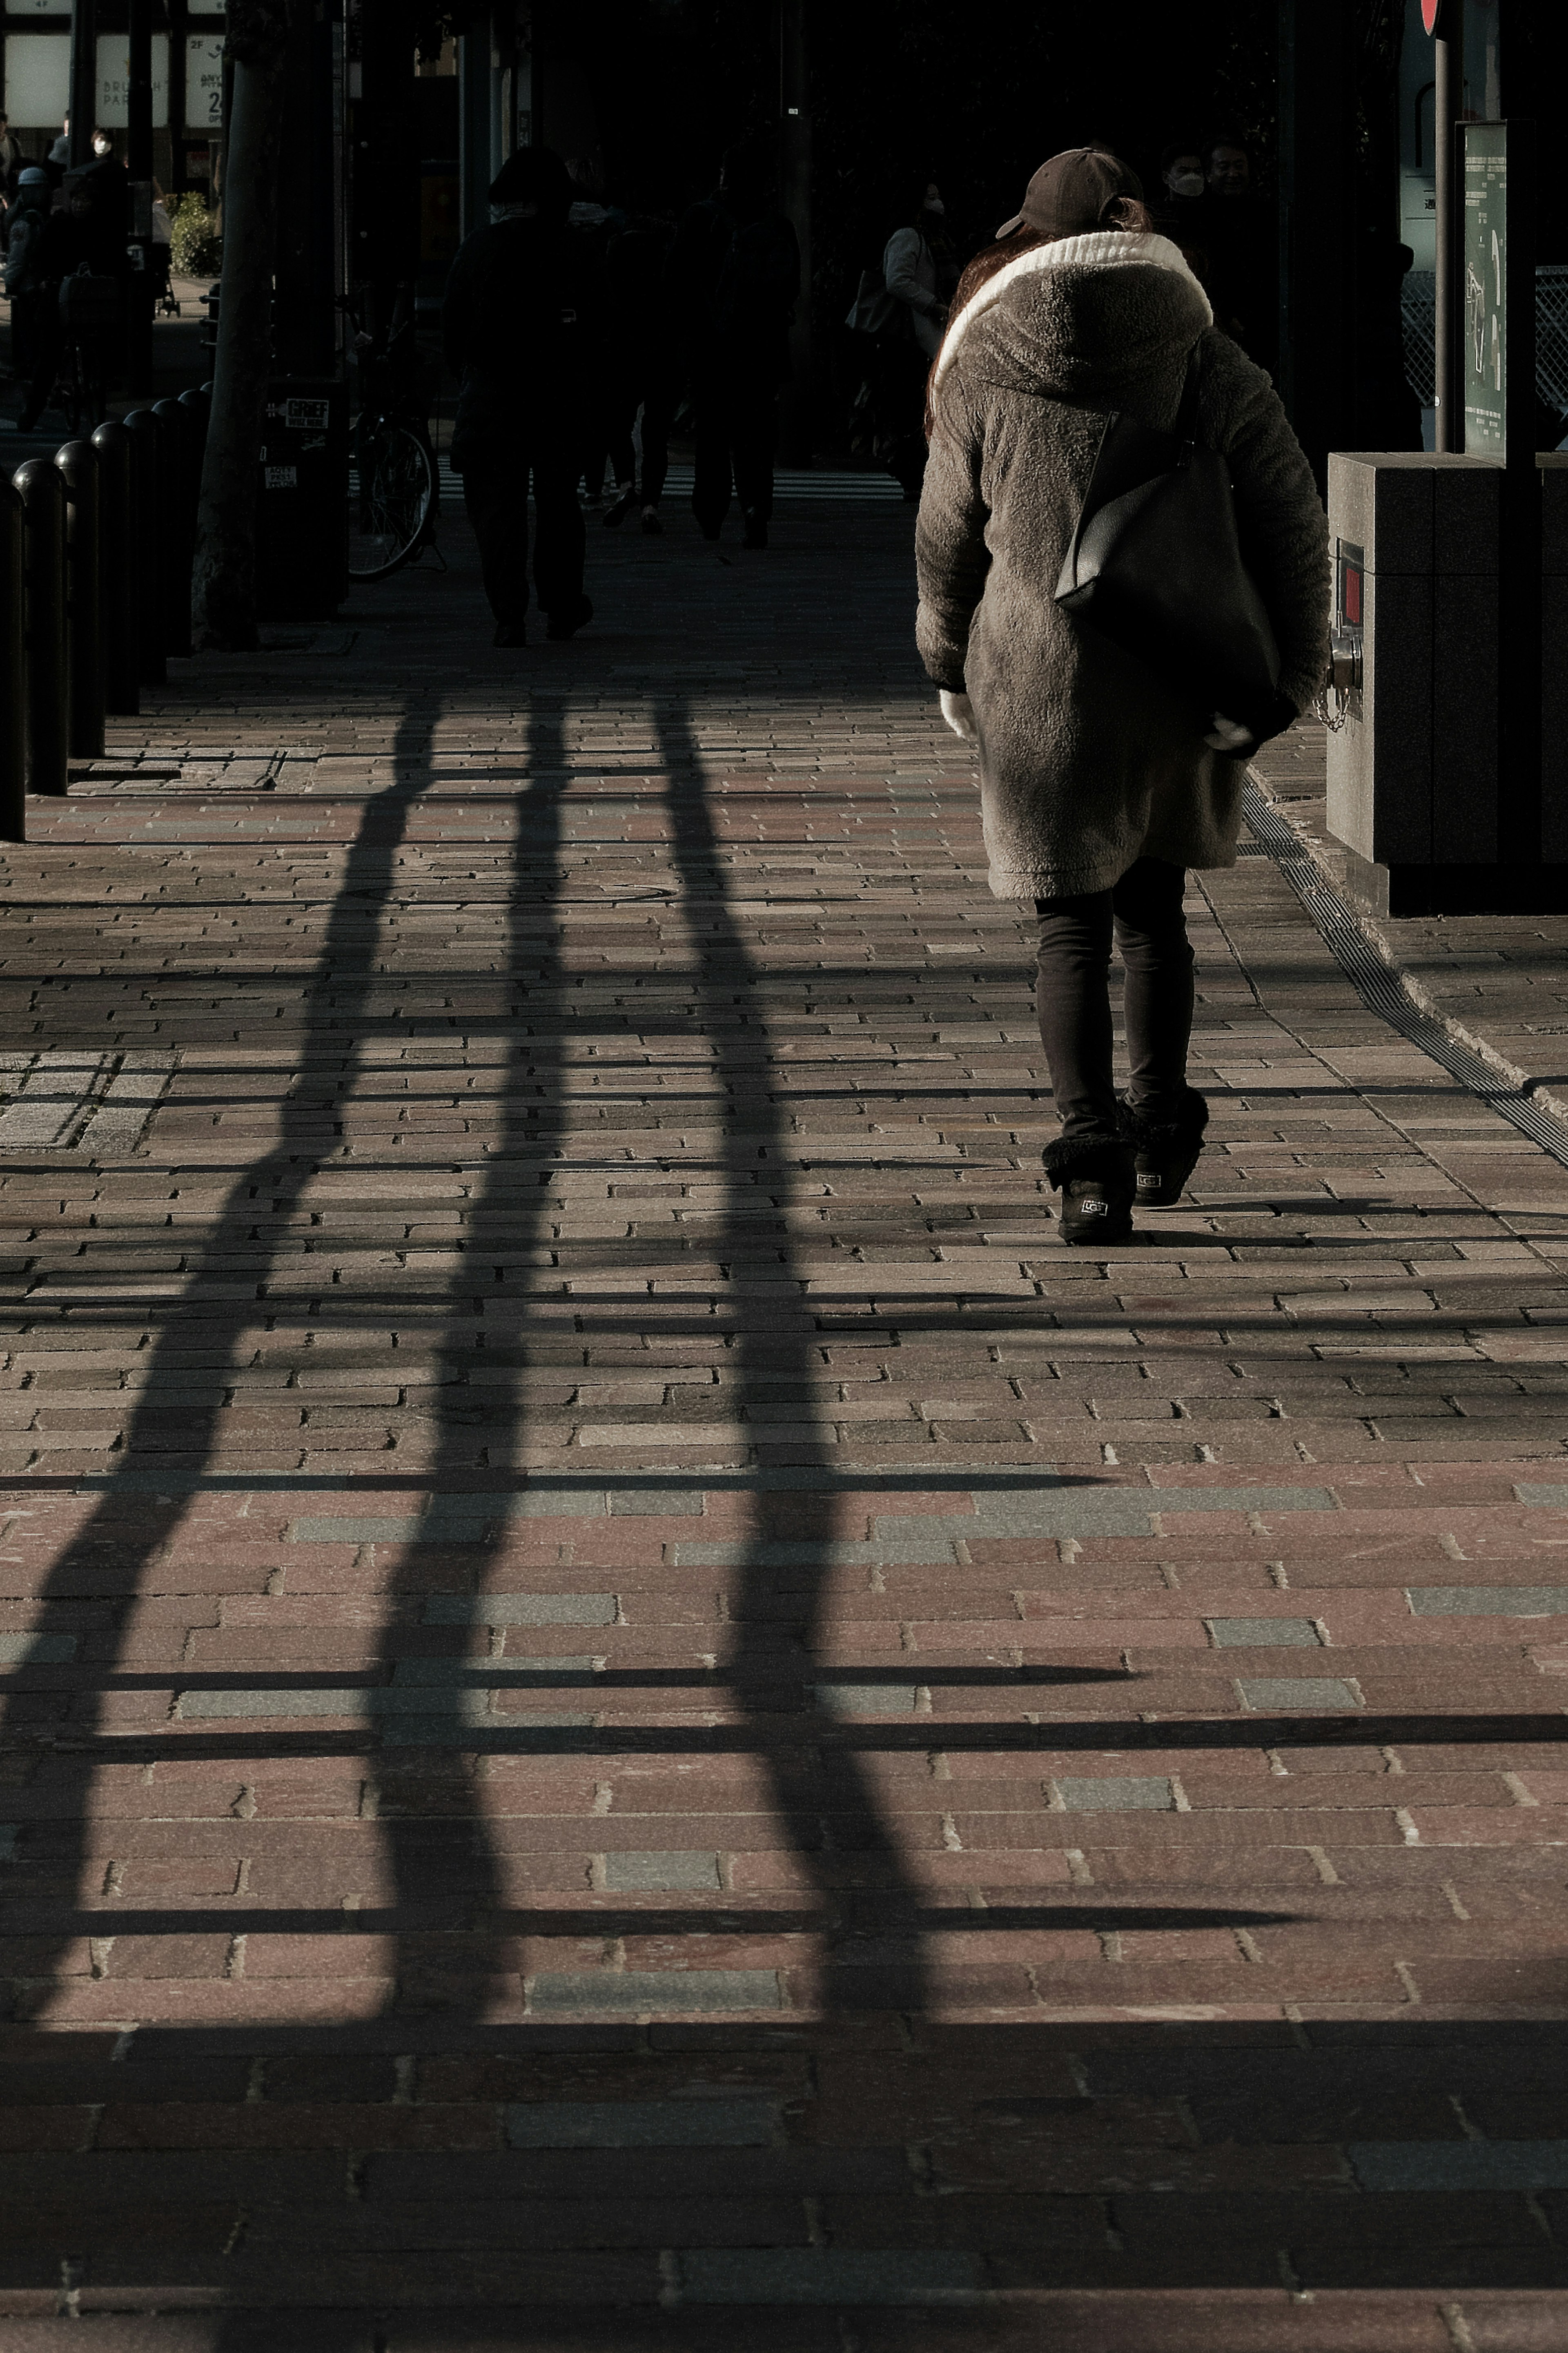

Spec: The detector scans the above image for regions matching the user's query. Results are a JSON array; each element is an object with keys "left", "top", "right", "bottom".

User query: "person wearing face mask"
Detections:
[
  {"left": 1155, "top": 143, "right": 1205, "bottom": 233},
  {"left": 77, "top": 129, "right": 131, "bottom": 274}
]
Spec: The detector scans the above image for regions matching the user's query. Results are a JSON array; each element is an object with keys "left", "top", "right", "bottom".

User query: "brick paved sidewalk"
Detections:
[
  {"left": 1252, "top": 723, "right": 1568, "bottom": 1130},
  {"left": 0, "top": 488, "right": 1566, "bottom": 2348}
]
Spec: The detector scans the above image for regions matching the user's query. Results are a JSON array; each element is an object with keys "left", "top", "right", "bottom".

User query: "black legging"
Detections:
[{"left": 1034, "top": 856, "right": 1195, "bottom": 1144}]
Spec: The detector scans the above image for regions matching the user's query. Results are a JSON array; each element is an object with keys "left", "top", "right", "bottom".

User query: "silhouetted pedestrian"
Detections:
[
  {"left": 0, "top": 114, "right": 22, "bottom": 203},
  {"left": 599, "top": 214, "right": 677, "bottom": 534},
  {"left": 442, "top": 146, "right": 596, "bottom": 647},
  {"left": 4, "top": 173, "right": 86, "bottom": 432},
  {"left": 867, "top": 177, "right": 956, "bottom": 499},
  {"left": 1193, "top": 131, "right": 1275, "bottom": 371},
  {"left": 668, "top": 134, "right": 800, "bottom": 549},
  {"left": 2, "top": 166, "right": 54, "bottom": 394}
]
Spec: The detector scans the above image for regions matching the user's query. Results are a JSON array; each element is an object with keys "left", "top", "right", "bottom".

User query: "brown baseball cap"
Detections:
[{"left": 996, "top": 146, "right": 1144, "bottom": 240}]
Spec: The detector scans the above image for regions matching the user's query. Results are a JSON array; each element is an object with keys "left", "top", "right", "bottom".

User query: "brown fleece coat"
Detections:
[{"left": 915, "top": 230, "right": 1329, "bottom": 899}]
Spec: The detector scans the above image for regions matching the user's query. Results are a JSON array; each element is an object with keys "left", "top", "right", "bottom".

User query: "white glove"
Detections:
[
  {"left": 940, "top": 689, "right": 977, "bottom": 744},
  {"left": 1203, "top": 711, "right": 1256, "bottom": 753}
]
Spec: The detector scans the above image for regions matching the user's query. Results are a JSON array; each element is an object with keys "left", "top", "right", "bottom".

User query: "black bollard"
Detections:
[
  {"left": 56, "top": 439, "right": 105, "bottom": 762},
  {"left": 0, "top": 480, "right": 23, "bottom": 843},
  {"left": 91, "top": 420, "right": 140, "bottom": 717},
  {"left": 14, "top": 460, "right": 69, "bottom": 800},
  {"left": 123, "top": 407, "right": 165, "bottom": 687},
  {"left": 152, "top": 398, "right": 195, "bottom": 658},
  {"left": 178, "top": 384, "right": 212, "bottom": 444}
]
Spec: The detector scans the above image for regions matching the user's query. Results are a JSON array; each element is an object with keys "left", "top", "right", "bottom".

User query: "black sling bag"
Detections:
[{"left": 1054, "top": 347, "right": 1295, "bottom": 747}]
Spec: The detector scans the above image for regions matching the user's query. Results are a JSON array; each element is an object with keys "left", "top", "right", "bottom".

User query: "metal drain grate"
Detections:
[{"left": 1242, "top": 778, "right": 1568, "bottom": 1173}]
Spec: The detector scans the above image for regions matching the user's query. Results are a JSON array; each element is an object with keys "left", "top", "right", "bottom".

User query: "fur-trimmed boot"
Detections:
[
  {"left": 1121, "top": 1089, "right": 1209, "bottom": 1209},
  {"left": 1043, "top": 1134, "right": 1136, "bottom": 1247}
]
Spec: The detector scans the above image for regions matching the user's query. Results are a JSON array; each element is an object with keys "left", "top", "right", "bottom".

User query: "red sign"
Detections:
[{"left": 1422, "top": 0, "right": 1443, "bottom": 30}]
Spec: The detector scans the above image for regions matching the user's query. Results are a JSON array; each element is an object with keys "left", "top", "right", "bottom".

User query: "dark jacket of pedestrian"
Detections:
[
  {"left": 916, "top": 220, "right": 1327, "bottom": 900},
  {"left": 76, "top": 152, "right": 132, "bottom": 275},
  {"left": 442, "top": 149, "right": 595, "bottom": 467},
  {"left": 667, "top": 190, "right": 800, "bottom": 387}
]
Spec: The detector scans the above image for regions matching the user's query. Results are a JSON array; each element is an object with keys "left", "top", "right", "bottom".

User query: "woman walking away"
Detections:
[{"left": 916, "top": 146, "right": 1327, "bottom": 1246}]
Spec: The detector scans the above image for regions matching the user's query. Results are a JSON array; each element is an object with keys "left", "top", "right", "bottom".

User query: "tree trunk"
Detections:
[{"left": 191, "top": 0, "right": 292, "bottom": 651}]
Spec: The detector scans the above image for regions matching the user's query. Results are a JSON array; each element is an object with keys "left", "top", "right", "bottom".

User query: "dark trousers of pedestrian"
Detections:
[
  {"left": 868, "top": 334, "right": 929, "bottom": 500},
  {"left": 460, "top": 442, "right": 585, "bottom": 627},
  {"left": 604, "top": 370, "right": 674, "bottom": 507},
  {"left": 16, "top": 289, "right": 60, "bottom": 427},
  {"left": 1034, "top": 856, "right": 1195, "bottom": 1144},
  {"left": 691, "top": 376, "right": 777, "bottom": 535}
]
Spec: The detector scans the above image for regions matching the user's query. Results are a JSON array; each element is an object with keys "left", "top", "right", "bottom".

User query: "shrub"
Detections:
[{"left": 169, "top": 192, "right": 222, "bottom": 279}]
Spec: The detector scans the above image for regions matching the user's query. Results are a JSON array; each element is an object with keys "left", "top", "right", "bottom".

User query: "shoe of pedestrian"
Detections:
[
  {"left": 742, "top": 509, "right": 768, "bottom": 550},
  {"left": 492, "top": 620, "right": 526, "bottom": 647},
  {"left": 603, "top": 489, "right": 637, "bottom": 528},
  {"left": 1043, "top": 1136, "right": 1136, "bottom": 1247},
  {"left": 640, "top": 506, "right": 663, "bottom": 535},
  {"left": 545, "top": 595, "right": 593, "bottom": 641},
  {"left": 1121, "top": 1088, "right": 1209, "bottom": 1208},
  {"left": 699, "top": 524, "right": 722, "bottom": 542}
]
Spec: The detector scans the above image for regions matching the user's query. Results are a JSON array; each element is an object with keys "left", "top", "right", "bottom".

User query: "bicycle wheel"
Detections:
[{"left": 347, "top": 418, "right": 436, "bottom": 581}]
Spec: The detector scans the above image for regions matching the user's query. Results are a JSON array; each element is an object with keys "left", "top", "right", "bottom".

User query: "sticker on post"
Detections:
[
  {"left": 284, "top": 399, "right": 330, "bottom": 430},
  {"left": 265, "top": 464, "right": 298, "bottom": 490}
]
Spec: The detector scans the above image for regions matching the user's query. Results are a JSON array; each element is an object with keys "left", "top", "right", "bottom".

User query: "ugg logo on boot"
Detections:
[
  {"left": 1080, "top": 1196, "right": 1106, "bottom": 1216},
  {"left": 1136, "top": 1171, "right": 1162, "bottom": 1191}
]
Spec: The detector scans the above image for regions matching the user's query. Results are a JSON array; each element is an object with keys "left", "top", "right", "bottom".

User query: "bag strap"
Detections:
[{"left": 1173, "top": 342, "right": 1204, "bottom": 444}]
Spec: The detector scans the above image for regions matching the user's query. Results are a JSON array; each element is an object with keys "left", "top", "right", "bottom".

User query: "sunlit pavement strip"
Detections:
[
  {"left": 0, "top": 1050, "right": 176, "bottom": 1153},
  {"left": 0, "top": 499, "right": 1567, "bottom": 2340}
]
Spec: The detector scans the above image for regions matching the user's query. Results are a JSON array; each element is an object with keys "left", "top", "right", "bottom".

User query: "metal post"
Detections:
[
  {"left": 458, "top": 30, "right": 492, "bottom": 242},
  {"left": 1276, "top": 0, "right": 1357, "bottom": 486},
  {"left": 68, "top": 0, "right": 98, "bottom": 170},
  {"left": 0, "top": 482, "right": 24, "bottom": 844},
  {"left": 14, "top": 460, "right": 69, "bottom": 799},
  {"left": 777, "top": 0, "right": 812, "bottom": 467},
  {"left": 1433, "top": 0, "right": 1464, "bottom": 452},
  {"left": 126, "top": 0, "right": 156, "bottom": 395},
  {"left": 123, "top": 406, "right": 167, "bottom": 685},
  {"left": 275, "top": 0, "right": 340, "bottom": 375},
  {"left": 56, "top": 440, "right": 105, "bottom": 761},
  {"left": 152, "top": 399, "right": 195, "bottom": 658},
  {"left": 1494, "top": 120, "right": 1540, "bottom": 873},
  {"left": 91, "top": 421, "right": 139, "bottom": 717}
]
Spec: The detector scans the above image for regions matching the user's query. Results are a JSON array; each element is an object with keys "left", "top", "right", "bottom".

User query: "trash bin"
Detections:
[{"left": 256, "top": 377, "right": 349, "bottom": 621}]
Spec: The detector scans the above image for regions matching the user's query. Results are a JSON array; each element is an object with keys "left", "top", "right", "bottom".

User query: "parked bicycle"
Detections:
[{"left": 347, "top": 306, "right": 441, "bottom": 582}]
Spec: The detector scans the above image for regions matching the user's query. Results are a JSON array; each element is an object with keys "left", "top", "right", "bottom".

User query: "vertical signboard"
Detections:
[
  {"left": 185, "top": 32, "right": 224, "bottom": 129},
  {"left": 1462, "top": 123, "right": 1508, "bottom": 456},
  {"left": 1458, "top": 118, "right": 1541, "bottom": 875}
]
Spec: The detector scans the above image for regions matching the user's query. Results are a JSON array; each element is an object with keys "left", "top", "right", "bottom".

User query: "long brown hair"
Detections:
[{"left": 924, "top": 196, "right": 1158, "bottom": 438}]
